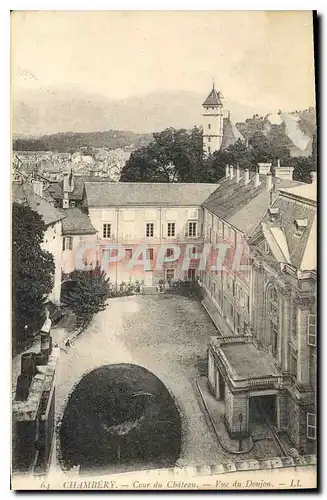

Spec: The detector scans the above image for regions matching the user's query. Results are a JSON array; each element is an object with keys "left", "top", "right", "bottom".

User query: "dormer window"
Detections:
[
  {"left": 268, "top": 207, "right": 279, "bottom": 222},
  {"left": 294, "top": 218, "right": 308, "bottom": 237},
  {"left": 263, "top": 241, "right": 270, "bottom": 254}
]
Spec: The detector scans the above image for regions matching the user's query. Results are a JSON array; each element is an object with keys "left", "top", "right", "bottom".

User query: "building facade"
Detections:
[
  {"left": 82, "top": 182, "right": 218, "bottom": 287},
  {"left": 206, "top": 173, "right": 317, "bottom": 454}
]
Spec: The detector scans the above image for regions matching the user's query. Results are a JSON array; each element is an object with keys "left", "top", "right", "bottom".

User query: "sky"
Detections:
[{"left": 11, "top": 10, "right": 316, "bottom": 111}]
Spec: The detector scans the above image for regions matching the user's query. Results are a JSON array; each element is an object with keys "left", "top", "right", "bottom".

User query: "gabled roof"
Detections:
[
  {"left": 61, "top": 208, "right": 97, "bottom": 235},
  {"left": 12, "top": 182, "right": 66, "bottom": 226},
  {"left": 249, "top": 185, "right": 316, "bottom": 271},
  {"left": 202, "top": 85, "right": 223, "bottom": 107},
  {"left": 262, "top": 223, "right": 291, "bottom": 264},
  {"left": 84, "top": 182, "right": 219, "bottom": 207}
]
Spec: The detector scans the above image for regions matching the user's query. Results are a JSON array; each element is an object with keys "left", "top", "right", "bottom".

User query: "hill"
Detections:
[
  {"left": 12, "top": 85, "right": 272, "bottom": 137},
  {"left": 13, "top": 130, "right": 153, "bottom": 153}
]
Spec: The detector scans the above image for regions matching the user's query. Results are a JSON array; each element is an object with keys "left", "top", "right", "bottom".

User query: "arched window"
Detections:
[{"left": 266, "top": 284, "right": 279, "bottom": 357}]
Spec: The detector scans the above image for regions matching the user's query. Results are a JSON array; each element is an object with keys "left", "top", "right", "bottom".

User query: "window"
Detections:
[
  {"left": 208, "top": 137, "right": 211, "bottom": 143},
  {"left": 208, "top": 147, "right": 211, "bottom": 154},
  {"left": 125, "top": 248, "right": 133, "bottom": 259},
  {"left": 188, "top": 221, "right": 197, "bottom": 237},
  {"left": 146, "top": 248, "right": 154, "bottom": 260},
  {"left": 103, "top": 223, "right": 111, "bottom": 239},
  {"left": 63, "top": 236, "right": 73, "bottom": 251},
  {"left": 310, "top": 350, "right": 316, "bottom": 389},
  {"left": 289, "top": 348, "right": 298, "bottom": 378},
  {"left": 236, "top": 313, "right": 241, "bottom": 332},
  {"left": 230, "top": 303, "right": 234, "bottom": 320},
  {"left": 263, "top": 241, "right": 270, "bottom": 254},
  {"left": 245, "top": 292, "right": 250, "bottom": 313},
  {"left": 294, "top": 218, "right": 308, "bottom": 237},
  {"left": 188, "top": 268, "right": 196, "bottom": 280},
  {"left": 307, "top": 314, "right": 316, "bottom": 346},
  {"left": 307, "top": 413, "right": 316, "bottom": 440},
  {"left": 266, "top": 284, "right": 279, "bottom": 356},
  {"left": 167, "top": 222, "right": 176, "bottom": 237},
  {"left": 166, "top": 268, "right": 175, "bottom": 281},
  {"left": 208, "top": 124, "right": 211, "bottom": 130},
  {"left": 146, "top": 223, "right": 154, "bottom": 238},
  {"left": 166, "top": 247, "right": 174, "bottom": 258}
]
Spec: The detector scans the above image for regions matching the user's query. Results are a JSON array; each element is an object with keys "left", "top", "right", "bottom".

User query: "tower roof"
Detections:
[{"left": 202, "top": 84, "right": 223, "bottom": 107}]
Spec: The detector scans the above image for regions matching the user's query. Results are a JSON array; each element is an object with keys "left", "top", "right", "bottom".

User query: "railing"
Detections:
[{"left": 231, "top": 375, "right": 280, "bottom": 391}]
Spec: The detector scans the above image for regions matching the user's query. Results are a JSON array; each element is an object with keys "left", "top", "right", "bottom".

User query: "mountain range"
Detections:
[{"left": 13, "top": 86, "right": 273, "bottom": 137}]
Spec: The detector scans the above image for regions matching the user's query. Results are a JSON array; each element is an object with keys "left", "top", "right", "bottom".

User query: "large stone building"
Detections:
[
  {"left": 206, "top": 172, "right": 317, "bottom": 454},
  {"left": 81, "top": 182, "right": 218, "bottom": 287}
]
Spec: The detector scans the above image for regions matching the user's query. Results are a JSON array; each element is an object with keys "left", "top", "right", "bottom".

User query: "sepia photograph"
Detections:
[{"left": 10, "top": 10, "right": 317, "bottom": 490}]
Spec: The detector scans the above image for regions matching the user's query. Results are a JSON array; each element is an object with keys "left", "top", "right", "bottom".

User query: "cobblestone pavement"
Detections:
[{"left": 55, "top": 294, "right": 237, "bottom": 468}]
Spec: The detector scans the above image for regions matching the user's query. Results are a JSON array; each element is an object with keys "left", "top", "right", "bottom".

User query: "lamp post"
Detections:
[{"left": 238, "top": 412, "right": 243, "bottom": 452}]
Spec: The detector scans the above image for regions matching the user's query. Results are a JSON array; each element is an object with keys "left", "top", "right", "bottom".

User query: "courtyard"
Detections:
[{"left": 55, "top": 294, "right": 226, "bottom": 471}]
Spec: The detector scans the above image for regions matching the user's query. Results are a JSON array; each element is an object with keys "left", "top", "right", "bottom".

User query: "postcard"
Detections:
[{"left": 11, "top": 10, "right": 317, "bottom": 491}]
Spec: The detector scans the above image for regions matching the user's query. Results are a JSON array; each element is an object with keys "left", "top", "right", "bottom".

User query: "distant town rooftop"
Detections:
[{"left": 12, "top": 182, "right": 66, "bottom": 226}]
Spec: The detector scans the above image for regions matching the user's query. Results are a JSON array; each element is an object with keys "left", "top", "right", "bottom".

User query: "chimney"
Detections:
[
  {"left": 63, "top": 173, "right": 70, "bottom": 193},
  {"left": 225, "top": 165, "right": 230, "bottom": 179},
  {"left": 229, "top": 165, "right": 234, "bottom": 179},
  {"left": 235, "top": 165, "right": 241, "bottom": 183},
  {"left": 244, "top": 168, "right": 250, "bottom": 185},
  {"left": 310, "top": 171, "right": 317, "bottom": 183},
  {"left": 254, "top": 170, "right": 260, "bottom": 188},
  {"left": 266, "top": 172, "right": 273, "bottom": 191},
  {"left": 32, "top": 180, "right": 43, "bottom": 198},
  {"left": 258, "top": 162, "right": 272, "bottom": 175}
]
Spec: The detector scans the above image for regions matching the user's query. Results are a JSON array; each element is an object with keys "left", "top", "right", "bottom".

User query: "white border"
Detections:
[{"left": 2, "top": 3, "right": 325, "bottom": 498}]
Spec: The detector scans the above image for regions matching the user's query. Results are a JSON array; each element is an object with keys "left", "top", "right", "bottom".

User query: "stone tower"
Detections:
[{"left": 202, "top": 82, "right": 224, "bottom": 154}]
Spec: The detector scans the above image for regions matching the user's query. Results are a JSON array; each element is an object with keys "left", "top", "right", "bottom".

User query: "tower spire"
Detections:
[{"left": 213, "top": 78, "right": 215, "bottom": 90}]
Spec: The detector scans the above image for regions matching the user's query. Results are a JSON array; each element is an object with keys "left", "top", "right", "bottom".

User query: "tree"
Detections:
[
  {"left": 61, "top": 266, "right": 110, "bottom": 329},
  {"left": 120, "top": 127, "right": 205, "bottom": 183},
  {"left": 293, "top": 155, "right": 316, "bottom": 183},
  {"left": 12, "top": 203, "right": 55, "bottom": 346}
]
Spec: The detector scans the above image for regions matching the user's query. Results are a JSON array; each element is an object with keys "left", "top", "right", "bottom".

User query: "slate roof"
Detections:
[
  {"left": 250, "top": 182, "right": 316, "bottom": 271},
  {"left": 202, "top": 86, "right": 223, "bottom": 107},
  {"left": 202, "top": 173, "right": 303, "bottom": 236},
  {"left": 221, "top": 117, "right": 245, "bottom": 150},
  {"left": 12, "top": 182, "right": 66, "bottom": 226},
  {"left": 61, "top": 208, "right": 97, "bottom": 235},
  {"left": 84, "top": 182, "right": 219, "bottom": 207},
  {"left": 41, "top": 160, "right": 62, "bottom": 173},
  {"left": 43, "top": 175, "right": 113, "bottom": 201},
  {"left": 44, "top": 182, "right": 63, "bottom": 198}
]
